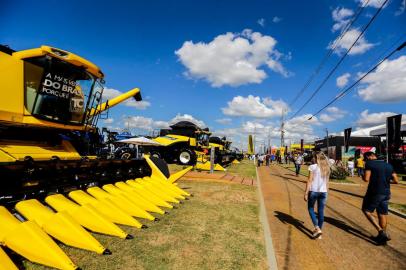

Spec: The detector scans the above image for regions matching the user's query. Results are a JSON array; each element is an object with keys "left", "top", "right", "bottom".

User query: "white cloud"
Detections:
[
  {"left": 102, "top": 88, "right": 151, "bottom": 109},
  {"left": 257, "top": 18, "right": 265, "bottom": 27},
  {"left": 336, "top": 72, "right": 351, "bottom": 88},
  {"left": 169, "top": 114, "right": 206, "bottom": 128},
  {"left": 153, "top": 121, "right": 170, "bottom": 129},
  {"left": 122, "top": 116, "right": 170, "bottom": 131},
  {"left": 212, "top": 114, "right": 321, "bottom": 151},
  {"left": 175, "top": 29, "right": 290, "bottom": 87},
  {"left": 272, "top": 16, "right": 282, "bottom": 23},
  {"left": 358, "top": 55, "right": 406, "bottom": 103},
  {"left": 329, "top": 28, "right": 374, "bottom": 55},
  {"left": 319, "top": 107, "right": 347, "bottom": 122},
  {"left": 216, "top": 118, "right": 232, "bottom": 125},
  {"left": 356, "top": 0, "right": 387, "bottom": 8},
  {"left": 222, "top": 95, "right": 289, "bottom": 118},
  {"left": 395, "top": 0, "right": 405, "bottom": 15},
  {"left": 124, "top": 116, "right": 155, "bottom": 131},
  {"left": 356, "top": 110, "right": 399, "bottom": 127},
  {"left": 332, "top": 7, "right": 354, "bottom": 32},
  {"left": 103, "top": 118, "right": 114, "bottom": 124}
]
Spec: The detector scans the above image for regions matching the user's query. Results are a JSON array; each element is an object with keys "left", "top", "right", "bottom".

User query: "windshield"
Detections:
[
  {"left": 197, "top": 133, "right": 210, "bottom": 146},
  {"left": 24, "top": 56, "right": 100, "bottom": 125}
]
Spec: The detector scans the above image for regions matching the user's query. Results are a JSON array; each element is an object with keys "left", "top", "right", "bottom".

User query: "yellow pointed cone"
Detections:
[
  {"left": 15, "top": 199, "right": 106, "bottom": 254},
  {"left": 146, "top": 176, "right": 185, "bottom": 199},
  {"left": 112, "top": 183, "right": 166, "bottom": 214},
  {"left": 135, "top": 179, "right": 180, "bottom": 204},
  {"left": 87, "top": 187, "right": 155, "bottom": 221},
  {"left": 120, "top": 181, "right": 174, "bottom": 209},
  {"left": 214, "top": 163, "right": 226, "bottom": 171},
  {"left": 149, "top": 175, "right": 190, "bottom": 197},
  {"left": 194, "top": 161, "right": 211, "bottom": 170},
  {"left": 0, "top": 206, "right": 77, "bottom": 270},
  {"left": 0, "top": 247, "right": 18, "bottom": 270},
  {"left": 103, "top": 184, "right": 165, "bottom": 215},
  {"left": 168, "top": 166, "right": 193, "bottom": 183},
  {"left": 68, "top": 190, "right": 143, "bottom": 228},
  {"left": 194, "top": 161, "right": 225, "bottom": 171},
  {"left": 232, "top": 159, "right": 240, "bottom": 164},
  {"left": 46, "top": 194, "right": 129, "bottom": 239},
  {"left": 144, "top": 155, "right": 169, "bottom": 181}
]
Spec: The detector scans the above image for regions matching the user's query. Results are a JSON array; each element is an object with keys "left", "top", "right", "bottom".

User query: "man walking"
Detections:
[
  {"left": 357, "top": 156, "right": 365, "bottom": 177},
  {"left": 362, "top": 152, "right": 398, "bottom": 245},
  {"left": 294, "top": 153, "right": 304, "bottom": 176}
]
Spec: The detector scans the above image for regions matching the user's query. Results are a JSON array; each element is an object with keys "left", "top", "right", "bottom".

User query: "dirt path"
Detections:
[{"left": 258, "top": 165, "right": 406, "bottom": 270}]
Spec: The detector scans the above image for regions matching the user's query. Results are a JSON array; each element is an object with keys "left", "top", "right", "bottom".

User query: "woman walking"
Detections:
[{"left": 304, "top": 152, "right": 331, "bottom": 239}]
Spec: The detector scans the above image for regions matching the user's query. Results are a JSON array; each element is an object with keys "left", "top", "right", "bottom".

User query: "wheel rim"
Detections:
[
  {"left": 152, "top": 153, "right": 160, "bottom": 158},
  {"left": 121, "top": 153, "right": 131, "bottom": 160},
  {"left": 179, "top": 152, "right": 191, "bottom": 164}
]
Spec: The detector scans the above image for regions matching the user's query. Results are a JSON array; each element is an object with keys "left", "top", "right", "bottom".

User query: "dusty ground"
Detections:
[{"left": 259, "top": 165, "right": 406, "bottom": 270}]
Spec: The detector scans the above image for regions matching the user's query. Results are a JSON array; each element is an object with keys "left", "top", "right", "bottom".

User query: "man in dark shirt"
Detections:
[{"left": 362, "top": 152, "right": 398, "bottom": 245}]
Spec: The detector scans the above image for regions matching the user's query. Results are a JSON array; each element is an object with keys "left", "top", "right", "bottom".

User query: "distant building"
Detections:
[{"left": 314, "top": 136, "right": 381, "bottom": 161}]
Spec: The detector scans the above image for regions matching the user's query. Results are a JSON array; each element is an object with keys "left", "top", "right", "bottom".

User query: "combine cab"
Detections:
[{"left": 0, "top": 45, "right": 192, "bottom": 269}]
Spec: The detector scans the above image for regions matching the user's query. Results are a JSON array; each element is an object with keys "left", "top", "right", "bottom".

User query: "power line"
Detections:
[
  {"left": 308, "top": 41, "right": 405, "bottom": 120},
  {"left": 288, "top": 0, "right": 371, "bottom": 107},
  {"left": 289, "top": 0, "right": 388, "bottom": 120}
]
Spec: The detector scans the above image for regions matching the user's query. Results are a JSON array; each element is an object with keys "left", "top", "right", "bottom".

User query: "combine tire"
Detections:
[
  {"left": 178, "top": 149, "right": 196, "bottom": 165},
  {"left": 150, "top": 151, "right": 162, "bottom": 159}
]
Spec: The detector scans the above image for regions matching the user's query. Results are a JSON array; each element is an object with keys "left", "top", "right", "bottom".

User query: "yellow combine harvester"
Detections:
[
  {"left": 0, "top": 45, "right": 192, "bottom": 269},
  {"left": 146, "top": 121, "right": 226, "bottom": 171}
]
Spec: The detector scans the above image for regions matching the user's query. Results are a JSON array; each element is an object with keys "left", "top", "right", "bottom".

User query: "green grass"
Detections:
[
  {"left": 226, "top": 159, "right": 257, "bottom": 179},
  {"left": 24, "top": 180, "right": 267, "bottom": 270},
  {"left": 279, "top": 164, "right": 354, "bottom": 183},
  {"left": 389, "top": 202, "right": 406, "bottom": 215}
]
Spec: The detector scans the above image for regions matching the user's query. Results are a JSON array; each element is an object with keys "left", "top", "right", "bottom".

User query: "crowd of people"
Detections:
[{"left": 254, "top": 150, "right": 399, "bottom": 245}]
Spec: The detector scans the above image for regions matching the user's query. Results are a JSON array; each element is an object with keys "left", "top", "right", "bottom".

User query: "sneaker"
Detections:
[
  {"left": 375, "top": 230, "right": 390, "bottom": 245},
  {"left": 317, "top": 235, "right": 322, "bottom": 240},
  {"left": 312, "top": 227, "right": 322, "bottom": 239}
]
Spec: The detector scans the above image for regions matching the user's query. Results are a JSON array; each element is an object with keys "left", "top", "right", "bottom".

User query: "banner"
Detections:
[
  {"left": 300, "top": 139, "right": 304, "bottom": 153},
  {"left": 344, "top": 127, "right": 352, "bottom": 153},
  {"left": 248, "top": 135, "right": 254, "bottom": 155},
  {"left": 387, "top": 114, "right": 402, "bottom": 156}
]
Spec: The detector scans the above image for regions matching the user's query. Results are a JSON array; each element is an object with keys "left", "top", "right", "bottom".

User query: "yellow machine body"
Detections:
[
  {"left": 0, "top": 45, "right": 193, "bottom": 269},
  {"left": 153, "top": 134, "right": 197, "bottom": 147}
]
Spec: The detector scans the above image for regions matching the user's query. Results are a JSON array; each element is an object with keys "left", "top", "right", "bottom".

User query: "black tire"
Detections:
[
  {"left": 150, "top": 151, "right": 162, "bottom": 159},
  {"left": 177, "top": 148, "right": 196, "bottom": 165}
]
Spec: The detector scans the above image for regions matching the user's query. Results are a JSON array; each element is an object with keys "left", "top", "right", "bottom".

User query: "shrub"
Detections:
[{"left": 330, "top": 165, "right": 348, "bottom": 180}]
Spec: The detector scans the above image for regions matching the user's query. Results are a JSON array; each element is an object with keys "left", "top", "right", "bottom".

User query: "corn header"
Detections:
[{"left": 0, "top": 45, "right": 192, "bottom": 269}]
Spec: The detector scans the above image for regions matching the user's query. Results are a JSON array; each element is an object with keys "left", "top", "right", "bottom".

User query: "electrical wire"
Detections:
[
  {"left": 289, "top": 0, "right": 388, "bottom": 120},
  {"left": 289, "top": 0, "right": 371, "bottom": 107},
  {"left": 308, "top": 41, "right": 405, "bottom": 120}
]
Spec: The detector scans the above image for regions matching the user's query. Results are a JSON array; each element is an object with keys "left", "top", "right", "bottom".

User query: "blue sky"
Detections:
[{"left": 1, "top": 0, "right": 405, "bottom": 149}]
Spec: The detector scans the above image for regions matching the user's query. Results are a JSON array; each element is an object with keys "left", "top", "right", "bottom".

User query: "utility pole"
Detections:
[
  {"left": 325, "top": 128, "right": 330, "bottom": 158},
  {"left": 253, "top": 126, "right": 256, "bottom": 154},
  {"left": 267, "top": 127, "right": 271, "bottom": 153},
  {"left": 280, "top": 109, "right": 285, "bottom": 148}
]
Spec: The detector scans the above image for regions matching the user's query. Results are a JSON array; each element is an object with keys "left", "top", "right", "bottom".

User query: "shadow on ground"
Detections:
[{"left": 274, "top": 211, "right": 313, "bottom": 239}]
